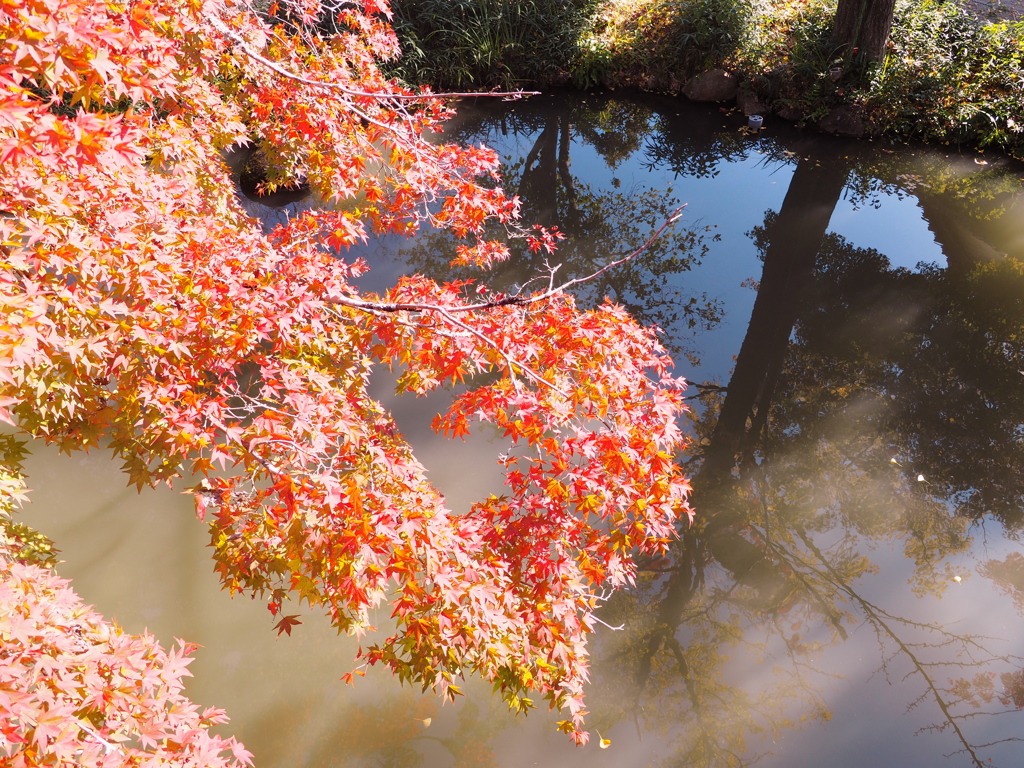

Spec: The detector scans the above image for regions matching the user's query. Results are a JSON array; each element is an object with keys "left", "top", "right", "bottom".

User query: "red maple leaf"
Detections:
[{"left": 274, "top": 614, "right": 303, "bottom": 637}]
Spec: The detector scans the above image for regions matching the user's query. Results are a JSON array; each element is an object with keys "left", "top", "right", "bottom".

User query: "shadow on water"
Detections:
[{"left": 18, "top": 91, "right": 1024, "bottom": 768}]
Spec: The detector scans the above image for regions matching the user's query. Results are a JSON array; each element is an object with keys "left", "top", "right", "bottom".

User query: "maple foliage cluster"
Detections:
[
  {"left": 0, "top": 0, "right": 694, "bottom": 757},
  {"left": 0, "top": 476, "right": 253, "bottom": 766}
]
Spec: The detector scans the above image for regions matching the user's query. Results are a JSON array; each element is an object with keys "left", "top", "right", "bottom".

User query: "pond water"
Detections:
[{"left": 19, "top": 91, "right": 1024, "bottom": 768}]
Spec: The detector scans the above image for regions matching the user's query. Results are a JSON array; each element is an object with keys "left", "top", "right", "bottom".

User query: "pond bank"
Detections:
[{"left": 389, "top": 0, "right": 1024, "bottom": 159}]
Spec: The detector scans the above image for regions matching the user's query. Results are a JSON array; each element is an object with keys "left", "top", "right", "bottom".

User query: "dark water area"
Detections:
[{"left": 20, "top": 91, "right": 1024, "bottom": 768}]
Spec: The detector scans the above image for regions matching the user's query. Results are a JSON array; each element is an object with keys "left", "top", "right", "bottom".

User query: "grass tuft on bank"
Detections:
[{"left": 388, "top": 0, "right": 601, "bottom": 89}]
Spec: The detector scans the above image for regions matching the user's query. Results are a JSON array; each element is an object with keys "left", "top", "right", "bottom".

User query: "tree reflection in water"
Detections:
[
  {"left": 366, "top": 94, "right": 724, "bottom": 364},
  {"left": 584, "top": 125, "right": 1024, "bottom": 766}
]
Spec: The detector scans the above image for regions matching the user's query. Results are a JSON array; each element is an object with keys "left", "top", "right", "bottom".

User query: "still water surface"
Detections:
[{"left": 21, "top": 92, "right": 1024, "bottom": 767}]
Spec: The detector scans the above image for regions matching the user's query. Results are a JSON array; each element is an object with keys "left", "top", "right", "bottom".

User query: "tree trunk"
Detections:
[
  {"left": 699, "top": 154, "right": 849, "bottom": 482},
  {"left": 831, "top": 0, "right": 897, "bottom": 63},
  {"left": 519, "top": 116, "right": 559, "bottom": 226}
]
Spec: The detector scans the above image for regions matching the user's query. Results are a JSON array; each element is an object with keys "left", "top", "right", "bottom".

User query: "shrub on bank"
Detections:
[
  {"left": 581, "top": 0, "right": 1024, "bottom": 156},
  {"left": 864, "top": 2, "right": 1024, "bottom": 149}
]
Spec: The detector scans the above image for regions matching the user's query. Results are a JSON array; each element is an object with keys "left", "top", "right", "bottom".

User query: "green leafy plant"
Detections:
[{"left": 862, "top": 1, "right": 1024, "bottom": 150}]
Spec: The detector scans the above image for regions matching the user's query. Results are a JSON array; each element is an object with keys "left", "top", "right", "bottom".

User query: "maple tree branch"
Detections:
[
  {"left": 533, "top": 205, "right": 687, "bottom": 301},
  {"left": 323, "top": 209, "right": 687, "bottom": 399},
  {"left": 77, "top": 723, "right": 122, "bottom": 756},
  {"left": 212, "top": 11, "right": 529, "bottom": 233},
  {"left": 591, "top": 615, "right": 625, "bottom": 631},
  {"left": 328, "top": 206, "right": 689, "bottom": 316},
  {"left": 320, "top": 302, "right": 544, "bottom": 393},
  {"left": 209, "top": 15, "right": 392, "bottom": 137},
  {"left": 590, "top": 588, "right": 624, "bottom": 630}
]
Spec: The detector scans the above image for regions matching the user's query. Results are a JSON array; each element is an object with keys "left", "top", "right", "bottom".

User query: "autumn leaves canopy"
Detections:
[{"left": 0, "top": 0, "right": 692, "bottom": 758}]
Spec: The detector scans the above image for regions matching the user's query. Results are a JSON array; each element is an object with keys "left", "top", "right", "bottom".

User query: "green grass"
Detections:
[{"left": 387, "top": 0, "right": 600, "bottom": 89}]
